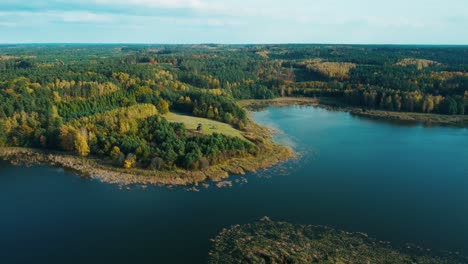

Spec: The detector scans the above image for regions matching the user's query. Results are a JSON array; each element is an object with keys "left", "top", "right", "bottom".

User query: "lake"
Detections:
[{"left": 1, "top": 106, "right": 467, "bottom": 263}]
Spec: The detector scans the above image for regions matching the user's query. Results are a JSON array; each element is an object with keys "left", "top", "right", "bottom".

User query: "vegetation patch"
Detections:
[
  {"left": 351, "top": 109, "right": 468, "bottom": 127},
  {"left": 299, "top": 59, "right": 357, "bottom": 80},
  {"left": 208, "top": 218, "right": 467, "bottom": 264},
  {"left": 396, "top": 58, "right": 441, "bottom": 69},
  {"left": 0, "top": 139, "right": 294, "bottom": 186},
  {"left": 165, "top": 112, "right": 246, "bottom": 140},
  {"left": 239, "top": 97, "right": 319, "bottom": 111}
]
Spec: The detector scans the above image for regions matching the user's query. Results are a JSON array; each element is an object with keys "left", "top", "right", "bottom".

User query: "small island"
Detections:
[
  {"left": 208, "top": 217, "right": 467, "bottom": 264},
  {"left": 0, "top": 45, "right": 467, "bottom": 186}
]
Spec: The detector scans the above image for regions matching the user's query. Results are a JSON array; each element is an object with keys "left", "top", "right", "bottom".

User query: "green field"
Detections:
[{"left": 165, "top": 112, "right": 246, "bottom": 140}]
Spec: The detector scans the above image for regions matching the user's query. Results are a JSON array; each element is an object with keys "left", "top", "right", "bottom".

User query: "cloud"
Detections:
[
  {"left": 0, "top": 0, "right": 466, "bottom": 44},
  {"left": 59, "top": 11, "right": 114, "bottom": 23},
  {"left": 94, "top": 0, "right": 206, "bottom": 9},
  {"left": 364, "top": 16, "right": 436, "bottom": 29},
  {"left": 53, "top": 0, "right": 229, "bottom": 14},
  {"left": 0, "top": 11, "right": 115, "bottom": 25},
  {"left": 0, "top": 22, "right": 17, "bottom": 27},
  {"left": 153, "top": 16, "right": 245, "bottom": 27},
  {"left": 0, "top": 9, "right": 244, "bottom": 29}
]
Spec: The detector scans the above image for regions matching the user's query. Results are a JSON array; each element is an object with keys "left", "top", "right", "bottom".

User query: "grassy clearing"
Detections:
[{"left": 165, "top": 112, "right": 246, "bottom": 140}]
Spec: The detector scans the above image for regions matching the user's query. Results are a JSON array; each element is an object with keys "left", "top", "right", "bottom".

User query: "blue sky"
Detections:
[{"left": 0, "top": 0, "right": 467, "bottom": 44}]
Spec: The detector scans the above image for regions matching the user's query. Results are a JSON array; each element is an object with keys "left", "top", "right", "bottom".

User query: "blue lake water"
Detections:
[{"left": 0, "top": 106, "right": 467, "bottom": 263}]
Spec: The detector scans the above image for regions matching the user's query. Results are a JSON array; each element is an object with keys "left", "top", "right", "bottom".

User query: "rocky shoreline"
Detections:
[
  {"left": 0, "top": 142, "right": 294, "bottom": 187},
  {"left": 0, "top": 104, "right": 298, "bottom": 187}
]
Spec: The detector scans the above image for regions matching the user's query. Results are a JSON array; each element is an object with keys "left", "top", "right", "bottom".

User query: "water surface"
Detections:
[{"left": 1, "top": 106, "right": 467, "bottom": 263}]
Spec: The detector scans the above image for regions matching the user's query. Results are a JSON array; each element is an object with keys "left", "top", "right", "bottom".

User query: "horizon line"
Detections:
[{"left": 1, "top": 42, "right": 467, "bottom": 46}]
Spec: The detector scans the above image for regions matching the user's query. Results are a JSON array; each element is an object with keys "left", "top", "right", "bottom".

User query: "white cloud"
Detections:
[
  {"left": 0, "top": 22, "right": 17, "bottom": 27},
  {"left": 1, "top": 0, "right": 466, "bottom": 44},
  {"left": 153, "top": 16, "right": 246, "bottom": 27},
  {"left": 59, "top": 11, "right": 114, "bottom": 22},
  {"left": 364, "top": 17, "right": 423, "bottom": 28},
  {"left": 0, "top": 9, "right": 244, "bottom": 29},
  {"left": 94, "top": 0, "right": 202, "bottom": 9},
  {"left": 0, "top": 11, "right": 114, "bottom": 24},
  {"left": 86, "top": 0, "right": 227, "bottom": 13}
]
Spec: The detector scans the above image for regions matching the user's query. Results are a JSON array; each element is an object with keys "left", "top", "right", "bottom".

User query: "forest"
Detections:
[{"left": 0, "top": 44, "right": 466, "bottom": 171}]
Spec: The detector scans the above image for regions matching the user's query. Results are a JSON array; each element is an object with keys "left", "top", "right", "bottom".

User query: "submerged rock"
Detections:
[{"left": 215, "top": 181, "right": 233, "bottom": 188}]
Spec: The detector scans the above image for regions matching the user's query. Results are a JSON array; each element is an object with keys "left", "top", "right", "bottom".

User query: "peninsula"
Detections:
[{"left": 0, "top": 45, "right": 466, "bottom": 185}]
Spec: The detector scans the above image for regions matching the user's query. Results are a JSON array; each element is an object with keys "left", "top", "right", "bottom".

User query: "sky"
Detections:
[{"left": 0, "top": 0, "right": 467, "bottom": 44}]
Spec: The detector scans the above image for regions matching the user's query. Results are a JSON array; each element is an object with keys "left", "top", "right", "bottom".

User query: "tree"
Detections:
[
  {"left": 422, "top": 96, "right": 435, "bottom": 113},
  {"left": 393, "top": 94, "right": 402, "bottom": 111},
  {"left": 441, "top": 97, "right": 458, "bottom": 115},
  {"left": 156, "top": 99, "right": 170, "bottom": 114},
  {"left": 0, "top": 120, "right": 6, "bottom": 147},
  {"left": 74, "top": 131, "right": 90, "bottom": 156},
  {"left": 148, "top": 157, "right": 165, "bottom": 170},
  {"left": 183, "top": 150, "right": 202, "bottom": 169},
  {"left": 123, "top": 153, "right": 136, "bottom": 169},
  {"left": 207, "top": 106, "right": 216, "bottom": 119},
  {"left": 364, "top": 90, "right": 377, "bottom": 108},
  {"left": 110, "top": 146, "right": 121, "bottom": 159},
  {"left": 39, "top": 135, "right": 47, "bottom": 147},
  {"left": 455, "top": 96, "right": 465, "bottom": 115},
  {"left": 465, "top": 91, "right": 468, "bottom": 114},
  {"left": 58, "top": 125, "right": 76, "bottom": 152},
  {"left": 384, "top": 95, "right": 393, "bottom": 111},
  {"left": 58, "top": 125, "right": 90, "bottom": 156},
  {"left": 115, "top": 152, "right": 126, "bottom": 166}
]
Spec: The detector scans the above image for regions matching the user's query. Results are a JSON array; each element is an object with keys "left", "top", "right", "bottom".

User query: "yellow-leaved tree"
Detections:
[
  {"left": 59, "top": 125, "right": 90, "bottom": 156},
  {"left": 123, "top": 153, "right": 136, "bottom": 169},
  {"left": 73, "top": 131, "right": 90, "bottom": 157},
  {"left": 58, "top": 125, "right": 75, "bottom": 152},
  {"left": 156, "top": 99, "right": 170, "bottom": 114}
]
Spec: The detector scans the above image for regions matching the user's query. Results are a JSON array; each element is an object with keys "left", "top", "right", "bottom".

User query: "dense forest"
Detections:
[{"left": 0, "top": 44, "right": 466, "bottom": 170}]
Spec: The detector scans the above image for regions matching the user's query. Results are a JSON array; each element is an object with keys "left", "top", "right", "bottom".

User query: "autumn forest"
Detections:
[{"left": 0, "top": 44, "right": 466, "bottom": 172}]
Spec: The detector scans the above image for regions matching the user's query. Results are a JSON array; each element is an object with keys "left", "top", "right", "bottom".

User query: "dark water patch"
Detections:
[{"left": 0, "top": 106, "right": 467, "bottom": 263}]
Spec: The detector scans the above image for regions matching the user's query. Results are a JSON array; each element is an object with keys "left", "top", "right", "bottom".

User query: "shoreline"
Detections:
[
  {"left": 0, "top": 117, "right": 296, "bottom": 187},
  {"left": 349, "top": 109, "right": 468, "bottom": 127},
  {"left": 239, "top": 97, "right": 320, "bottom": 110},
  {"left": 240, "top": 97, "right": 468, "bottom": 128},
  {"left": 0, "top": 145, "right": 294, "bottom": 187},
  {"left": 2, "top": 97, "right": 465, "bottom": 187}
]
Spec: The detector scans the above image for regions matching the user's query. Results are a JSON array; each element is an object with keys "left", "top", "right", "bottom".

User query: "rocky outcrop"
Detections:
[{"left": 208, "top": 218, "right": 467, "bottom": 264}]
